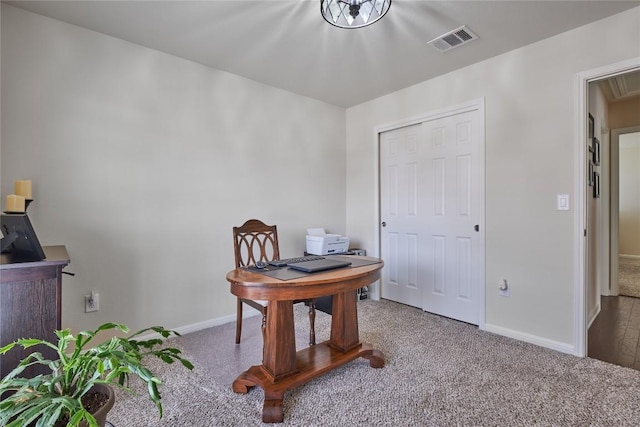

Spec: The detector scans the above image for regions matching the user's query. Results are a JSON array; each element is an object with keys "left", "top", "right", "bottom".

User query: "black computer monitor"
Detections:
[{"left": 1, "top": 213, "right": 46, "bottom": 262}]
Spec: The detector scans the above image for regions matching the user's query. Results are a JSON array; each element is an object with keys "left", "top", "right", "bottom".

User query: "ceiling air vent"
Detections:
[
  {"left": 607, "top": 72, "right": 640, "bottom": 100},
  {"left": 428, "top": 26, "right": 478, "bottom": 53}
]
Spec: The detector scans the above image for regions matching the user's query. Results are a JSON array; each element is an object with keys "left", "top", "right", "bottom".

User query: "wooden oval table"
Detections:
[{"left": 227, "top": 256, "right": 385, "bottom": 423}]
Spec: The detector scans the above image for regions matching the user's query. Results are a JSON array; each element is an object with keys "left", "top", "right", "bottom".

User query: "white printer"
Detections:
[{"left": 305, "top": 228, "right": 350, "bottom": 255}]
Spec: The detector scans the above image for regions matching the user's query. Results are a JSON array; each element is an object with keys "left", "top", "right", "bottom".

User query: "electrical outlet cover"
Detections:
[{"left": 85, "top": 293, "right": 99, "bottom": 312}]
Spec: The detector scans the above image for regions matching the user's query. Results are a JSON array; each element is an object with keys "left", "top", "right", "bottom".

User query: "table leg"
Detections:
[
  {"left": 232, "top": 288, "right": 384, "bottom": 424},
  {"left": 262, "top": 300, "right": 297, "bottom": 380},
  {"left": 231, "top": 369, "right": 286, "bottom": 423},
  {"left": 263, "top": 390, "right": 285, "bottom": 423},
  {"left": 232, "top": 299, "right": 296, "bottom": 423},
  {"left": 330, "top": 290, "right": 385, "bottom": 368},
  {"left": 329, "top": 290, "right": 360, "bottom": 352}
]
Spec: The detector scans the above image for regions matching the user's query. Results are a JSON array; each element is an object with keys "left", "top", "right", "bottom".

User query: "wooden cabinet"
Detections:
[{"left": 0, "top": 245, "right": 70, "bottom": 378}]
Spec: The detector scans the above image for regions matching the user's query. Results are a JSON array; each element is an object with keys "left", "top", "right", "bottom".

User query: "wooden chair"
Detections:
[{"left": 233, "top": 219, "right": 316, "bottom": 346}]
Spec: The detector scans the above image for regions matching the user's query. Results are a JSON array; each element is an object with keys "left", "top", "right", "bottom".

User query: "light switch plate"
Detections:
[{"left": 557, "top": 194, "right": 570, "bottom": 211}]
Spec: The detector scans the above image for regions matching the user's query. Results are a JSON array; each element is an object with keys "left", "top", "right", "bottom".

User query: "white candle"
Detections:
[
  {"left": 6, "top": 194, "right": 25, "bottom": 213},
  {"left": 14, "top": 180, "right": 32, "bottom": 199}
]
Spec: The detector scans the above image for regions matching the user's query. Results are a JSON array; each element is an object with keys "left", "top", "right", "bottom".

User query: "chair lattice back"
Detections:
[{"left": 233, "top": 219, "right": 280, "bottom": 268}]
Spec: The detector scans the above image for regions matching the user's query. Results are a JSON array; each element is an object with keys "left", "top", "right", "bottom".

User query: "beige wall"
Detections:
[
  {"left": 345, "top": 7, "right": 640, "bottom": 352},
  {"left": 610, "top": 96, "right": 640, "bottom": 130},
  {"left": 1, "top": 5, "right": 347, "bottom": 333}
]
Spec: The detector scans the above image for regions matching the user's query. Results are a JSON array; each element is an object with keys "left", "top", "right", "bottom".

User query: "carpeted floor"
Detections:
[
  {"left": 619, "top": 257, "right": 640, "bottom": 298},
  {"left": 108, "top": 300, "right": 640, "bottom": 426}
]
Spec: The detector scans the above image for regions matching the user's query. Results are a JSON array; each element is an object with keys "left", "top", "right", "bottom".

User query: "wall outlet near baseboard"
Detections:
[{"left": 85, "top": 292, "right": 99, "bottom": 312}]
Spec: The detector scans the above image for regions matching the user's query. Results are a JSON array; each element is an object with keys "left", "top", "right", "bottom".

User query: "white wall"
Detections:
[
  {"left": 1, "top": 5, "right": 346, "bottom": 333},
  {"left": 619, "top": 133, "right": 640, "bottom": 257},
  {"left": 345, "top": 7, "right": 640, "bottom": 351}
]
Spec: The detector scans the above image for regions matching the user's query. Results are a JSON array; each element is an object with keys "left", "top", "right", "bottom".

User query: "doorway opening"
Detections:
[{"left": 584, "top": 68, "right": 640, "bottom": 367}]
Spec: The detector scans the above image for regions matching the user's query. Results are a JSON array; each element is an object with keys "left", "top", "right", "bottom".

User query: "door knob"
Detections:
[{"left": 381, "top": 222, "right": 387, "bottom": 227}]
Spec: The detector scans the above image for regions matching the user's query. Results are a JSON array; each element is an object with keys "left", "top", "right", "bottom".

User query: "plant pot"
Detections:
[{"left": 79, "top": 384, "right": 115, "bottom": 427}]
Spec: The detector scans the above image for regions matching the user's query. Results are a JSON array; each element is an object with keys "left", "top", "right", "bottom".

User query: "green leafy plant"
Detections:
[{"left": 0, "top": 322, "right": 194, "bottom": 427}]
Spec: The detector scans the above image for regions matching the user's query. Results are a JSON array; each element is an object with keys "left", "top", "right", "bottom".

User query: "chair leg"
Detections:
[
  {"left": 236, "top": 298, "right": 243, "bottom": 344},
  {"left": 308, "top": 300, "right": 316, "bottom": 346}
]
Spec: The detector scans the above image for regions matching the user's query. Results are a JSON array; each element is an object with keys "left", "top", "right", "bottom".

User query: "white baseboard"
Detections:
[
  {"left": 484, "top": 323, "right": 576, "bottom": 356},
  {"left": 174, "top": 310, "right": 261, "bottom": 336},
  {"left": 135, "top": 310, "right": 259, "bottom": 341},
  {"left": 172, "top": 315, "right": 233, "bottom": 336},
  {"left": 620, "top": 254, "right": 640, "bottom": 260}
]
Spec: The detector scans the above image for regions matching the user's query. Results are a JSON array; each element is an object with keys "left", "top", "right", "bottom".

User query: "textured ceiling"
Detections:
[{"left": 5, "top": 1, "right": 639, "bottom": 107}]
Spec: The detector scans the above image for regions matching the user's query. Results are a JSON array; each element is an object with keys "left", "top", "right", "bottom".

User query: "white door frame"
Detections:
[
  {"left": 575, "top": 58, "right": 640, "bottom": 357},
  {"left": 372, "top": 98, "right": 486, "bottom": 330}
]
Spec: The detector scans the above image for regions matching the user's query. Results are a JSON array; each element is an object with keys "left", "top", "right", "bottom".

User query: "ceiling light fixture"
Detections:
[{"left": 321, "top": 0, "right": 391, "bottom": 29}]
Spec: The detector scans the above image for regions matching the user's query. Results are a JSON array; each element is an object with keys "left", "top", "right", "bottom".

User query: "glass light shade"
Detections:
[{"left": 321, "top": 0, "right": 391, "bottom": 29}]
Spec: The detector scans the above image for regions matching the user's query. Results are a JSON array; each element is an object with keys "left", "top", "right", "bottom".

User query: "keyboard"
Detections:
[{"left": 268, "top": 255, "right": 325, "bottom": 267}]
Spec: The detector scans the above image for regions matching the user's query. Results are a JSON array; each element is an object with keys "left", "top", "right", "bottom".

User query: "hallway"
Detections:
[{"left": 589, "top": 296, "right": 640, "bottom": 370}]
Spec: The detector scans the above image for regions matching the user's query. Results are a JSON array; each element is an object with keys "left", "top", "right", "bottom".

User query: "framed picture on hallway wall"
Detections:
[
  {"left": 592, "top": 137, "right": 600, "bottom": 166},
  {"left": 588, "top": 161, "right": 594, "bottom": 186},
  {"left": 593, "top": 171, "right": 600, "bottom": 198}
]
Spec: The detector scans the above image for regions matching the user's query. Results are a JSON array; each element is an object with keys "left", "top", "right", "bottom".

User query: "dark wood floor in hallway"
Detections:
[{"left": 589, "top": 295, "right": 640, "bottom": 370}]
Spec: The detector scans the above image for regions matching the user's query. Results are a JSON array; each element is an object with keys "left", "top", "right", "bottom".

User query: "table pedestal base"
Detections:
[{"left": 232, "top": 341, "right": 384, "bottom": 423}]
